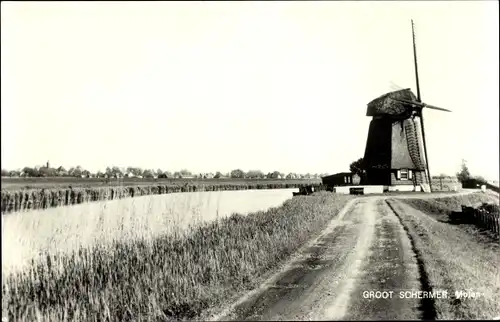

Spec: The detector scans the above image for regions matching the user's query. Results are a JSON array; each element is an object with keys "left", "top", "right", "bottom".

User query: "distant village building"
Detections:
[
  {"left": 81, "top": 170, "right": 91, "bottom": 178},
  {"left": 198, "top": 172, "right": 215, "bottom": 179},
  {"left": 57, "top": 166, "right": 68, "bottom": 176},
  {"left": 174, "top": 173, "right": 194, "bottom": 179}
]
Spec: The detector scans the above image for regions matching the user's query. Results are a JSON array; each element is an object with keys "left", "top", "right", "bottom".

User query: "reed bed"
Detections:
[
  {"left": 1, "top": 178, "right": 322, "bottom": 191},
  {"left": 2, "top": 192, "right": 352, "bottom": 321},
  {"left": 1, "top": 182, "right": 320, "bottom": 214}
]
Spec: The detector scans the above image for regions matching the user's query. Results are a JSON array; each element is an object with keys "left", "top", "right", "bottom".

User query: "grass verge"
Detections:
[
  {"left": 2, "top": 192, "right": 352, "bottom": 321},
  {"left": 401, "top": 192, "right": 498, "bottom": 220},
  {"left": 387, "top": 194, "right": 500, "bottom": 320}
]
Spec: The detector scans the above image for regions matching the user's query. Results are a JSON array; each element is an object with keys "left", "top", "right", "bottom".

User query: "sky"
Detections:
[{"left": 1, "top": 1, "right": 499, "bottom": 180}]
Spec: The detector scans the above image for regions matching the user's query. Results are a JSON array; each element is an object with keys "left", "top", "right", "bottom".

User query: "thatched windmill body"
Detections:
[{"left": 362, "top": 20, "right": 451, "bottom": 192}]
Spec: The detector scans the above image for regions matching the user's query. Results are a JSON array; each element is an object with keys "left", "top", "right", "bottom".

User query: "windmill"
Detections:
[{"left": 362, "top": 20, "right": 451, "bottom": 192}]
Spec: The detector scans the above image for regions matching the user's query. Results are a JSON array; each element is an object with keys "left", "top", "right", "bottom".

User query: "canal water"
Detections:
[{"left": 2, "top": 188, "right": 298, "bottom": 274}]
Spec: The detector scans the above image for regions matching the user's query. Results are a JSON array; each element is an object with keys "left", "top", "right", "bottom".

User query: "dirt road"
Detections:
[{"left": 211, "top": 191, "right": 477, "bottom": 321}]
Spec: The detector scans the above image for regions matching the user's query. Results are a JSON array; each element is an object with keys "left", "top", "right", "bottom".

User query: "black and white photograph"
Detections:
[{"left": 1, "top": 1, "right": 499, "bottom": 321}]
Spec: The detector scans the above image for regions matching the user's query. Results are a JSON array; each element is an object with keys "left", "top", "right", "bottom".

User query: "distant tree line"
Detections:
[
  {"left": 455, "top": 159, "right": 489, "bottom": 186},
  {"left": 0, "top": 163, "right": 329, "bottom": 180}
]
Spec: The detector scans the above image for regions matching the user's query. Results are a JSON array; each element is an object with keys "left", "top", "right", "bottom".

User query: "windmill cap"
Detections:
[{"left": 367, "top": 88, "right": 418, "bottom": 117}]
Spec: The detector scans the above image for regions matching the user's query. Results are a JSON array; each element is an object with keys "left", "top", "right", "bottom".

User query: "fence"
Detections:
[
  {"left": 450, "top": 203, "right": 500, "bottom": 236},
  {"left": 485, "top": 182, "right": 500, "bottom": 193}
]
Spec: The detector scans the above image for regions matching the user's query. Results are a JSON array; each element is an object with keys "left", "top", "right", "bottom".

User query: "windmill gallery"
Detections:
[{"left": 320, "top": 20, "right": 452, "bottom": 195}]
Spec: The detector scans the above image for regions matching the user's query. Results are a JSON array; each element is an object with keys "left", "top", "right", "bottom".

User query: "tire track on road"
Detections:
[
  {"left": 210, "top": 198, "right": 361, "bottom": 321},
  {"left": 385, "top": 199, "right": 438, "bottom": 320},
  {"left": 316, "top": 197, "right": 378, "bottom": 321},
  {"left": 342, "top": 199, "right": 422, "bottom": 320}
]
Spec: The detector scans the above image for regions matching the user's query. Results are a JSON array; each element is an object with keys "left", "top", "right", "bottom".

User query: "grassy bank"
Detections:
[
  {"left": 387, "top": 194, "right": 500, "bottom": 320},
  {"left": 1, "top": 181, "right": 321, "bottom": 214},
  {"left": 400, "top": 192, "right": 498, "bottom": 223},
  {"left": 2, "top": 192, "right": 352, "bottom": 321}
]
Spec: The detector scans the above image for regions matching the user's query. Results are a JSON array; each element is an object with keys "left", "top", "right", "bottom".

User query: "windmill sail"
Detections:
[
  {"left": 411, "top": 19, "right": 432, "bottom": 192},
  {"left": 360, "top": 20, "right": 449, "bottom": 192},
  {"left": 388, "top": 81, "right": 404, "bottom": 91}
]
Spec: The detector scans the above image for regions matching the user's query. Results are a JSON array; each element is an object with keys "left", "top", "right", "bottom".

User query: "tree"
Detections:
[
  {"left": 456, "top": 159, "right": 471, "bottom": 183},
  {"left": 69, "top": 166, "right": 82, "bottom": 177},
  {"left": 179, "top": 169, "right": 192, "bottom": 176},
  {"left": 22, "top": 167, "right": 38, "bottom": 177},
  {"left": 246, "top": 170, "right": 264, "bottom": 179},
  {"left": 1, "top": 169, "right": 8, "bottom": 177},
  {"left": 111, "top": 166, "right": 123, "bottom": 177},
  {"left": 9, "top": 170, "right": 21, "bottom": 177},
  {"left": 474, "top": 175, "right": 487, "bottom": 185},
  {"left": 82, "top": 170, "right": 91, "bottom": 178},
  {"left": 142, "top": 169, "right": 155, "bottom": 179},
  {"left": 270, "top": 171, "right": 281, "bottom": 179},
  {"left": 214, "top": 171, "right": 223, "bottom": 179},
  {"left": 39, "top": 166, "right": 57, "bottom": 177},
  {"left": 56, "top": 166, "right": 68, "bottom": 176},
  {"left": 230, "top": 169, "right": 245, "bottom": 179},
  {"left": 349, "top": 157, "right": 365, "bottom": 176},
  {"left": 158, "top": 170, "right": 172, "bottom": 178},
  {"left": 72, "top": 166, "right": 86, "bottom": 177}
]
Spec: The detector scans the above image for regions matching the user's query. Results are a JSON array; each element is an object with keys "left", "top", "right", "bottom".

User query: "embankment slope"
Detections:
[{"left": 389, "top": 192, "right": 500, "bottom": 319}]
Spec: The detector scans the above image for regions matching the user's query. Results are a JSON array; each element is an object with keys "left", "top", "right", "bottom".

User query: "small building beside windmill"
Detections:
[{"left": 321, "top": 172, "right": 358, "bottom": 186}]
